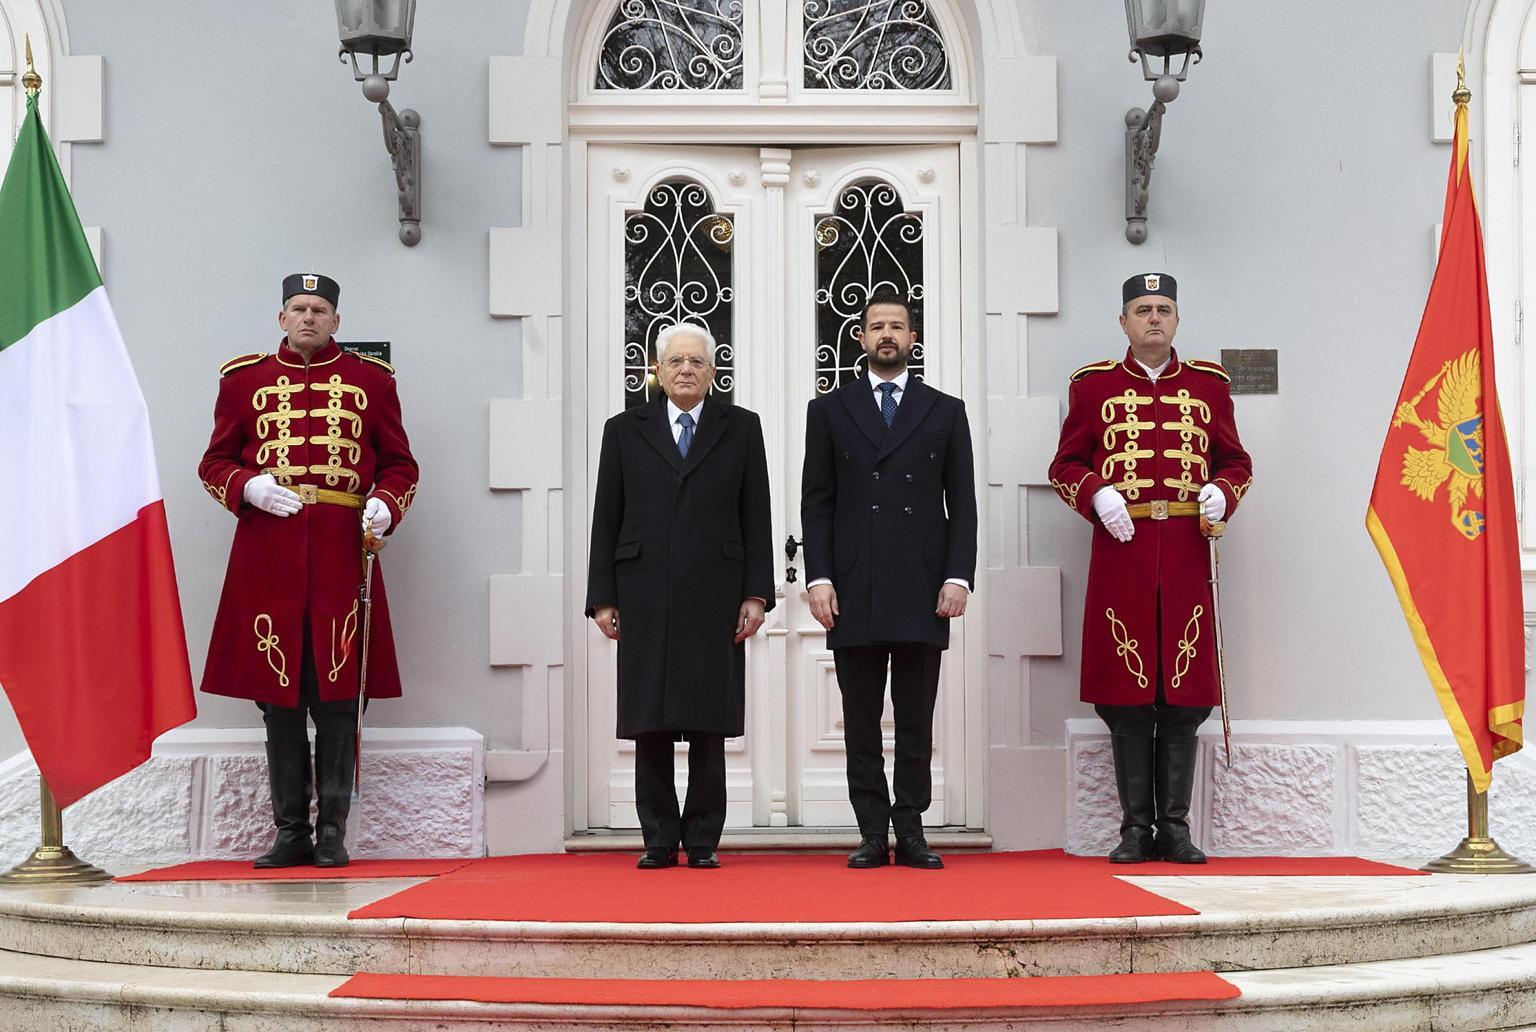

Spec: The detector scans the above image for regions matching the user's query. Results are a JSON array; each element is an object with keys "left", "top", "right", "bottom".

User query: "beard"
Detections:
[{"left": 868, "top": 341, "right": 910, "bottom": 371}]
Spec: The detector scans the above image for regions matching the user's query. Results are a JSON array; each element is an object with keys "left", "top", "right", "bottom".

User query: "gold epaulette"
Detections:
[
  {"left": 352, "top": 352, "right": 396, "bottom": 375},
  {"left": 219, "top": 352, "right": 268, "bottom": 376},
  {"left": 1185, "top": 359, "right": 1231, "bottom": 383},
  {"left": 1070, "top": 359, "right": 1119, "bottom": 382}
]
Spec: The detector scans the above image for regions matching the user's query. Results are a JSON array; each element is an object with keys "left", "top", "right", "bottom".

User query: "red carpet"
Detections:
[
  {"left": 345, "top": 851, "right": 1416, "bottom": 924},
  {"left": 331, "top": 971, "right": 1241, "bottom": 1010},
  {"left": 117, "top": 858, "right": 473, "bottom": 882}
]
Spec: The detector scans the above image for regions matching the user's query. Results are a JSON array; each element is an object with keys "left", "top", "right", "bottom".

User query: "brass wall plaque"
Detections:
[
  {"left": 1219, "top": 348, "right": 1278, "bottom": 395},
  {"left": 341, "top": 341, "right": 392, "bottom": 364}
]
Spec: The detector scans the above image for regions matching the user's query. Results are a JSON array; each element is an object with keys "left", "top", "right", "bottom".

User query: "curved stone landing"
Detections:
[
  {"left": 0, "top": 870, "right": 1531, "bottom": 981},
  {"left": 0, "top": 866, "right": 1533, "bottom": 1030},
  {"left": 0, "top": 942, "right": 1534, "bottom": 1031}
]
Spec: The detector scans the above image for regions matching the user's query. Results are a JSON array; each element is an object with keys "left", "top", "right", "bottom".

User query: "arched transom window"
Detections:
[{"left": 589, "top": 0, "right": 963, "bottom": 97}]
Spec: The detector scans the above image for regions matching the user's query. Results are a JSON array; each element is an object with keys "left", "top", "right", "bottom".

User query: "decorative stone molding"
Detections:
[
  {"left": 1066, "top": 719, "right": 1536, "bottom": 859},
  {"left": 0, "top": 728, "right": 485, "bottom": 870}
]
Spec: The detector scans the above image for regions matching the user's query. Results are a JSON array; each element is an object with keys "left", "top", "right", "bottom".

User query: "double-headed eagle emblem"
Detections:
[{"left": 1393, "top": 348, "right": 1486, "bottom": 540}]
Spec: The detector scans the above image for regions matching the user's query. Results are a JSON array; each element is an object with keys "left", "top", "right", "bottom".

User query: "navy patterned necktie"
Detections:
[
  {"left": 877, "top": 381, "right": 899, "bottom": 427},
  {"left": 676, "top": 411, "right": 695, "bottom": 458}
]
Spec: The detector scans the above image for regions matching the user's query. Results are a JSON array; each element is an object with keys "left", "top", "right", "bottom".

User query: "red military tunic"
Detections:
[
  {"left": 198, "top": 339, "right": 419, "bottom": 706},
  {"left": 1048, "top": 348, "right": 1252, "bottom": 706}
]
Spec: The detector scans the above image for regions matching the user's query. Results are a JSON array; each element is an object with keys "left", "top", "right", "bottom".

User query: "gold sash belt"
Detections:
[
  {"left": 294, "top": 485, "right": 365, "bottom": 509},
  {"left": 1124, "top": 500, "right": 1201, "bottom": 520}
]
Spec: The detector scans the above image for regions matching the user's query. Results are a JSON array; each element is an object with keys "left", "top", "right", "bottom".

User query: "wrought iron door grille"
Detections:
[
  {"left": 597, "top": 0, "right": 746, "bottom": 90},
  {"left": 803, "top": 0, "right": 952, "bottom": 90},
  {"left": 814, "top": 178, "right": 925, "bottom": 393},
  {"left": 624, "top": 179, "right": 736, "bottom": 408}
]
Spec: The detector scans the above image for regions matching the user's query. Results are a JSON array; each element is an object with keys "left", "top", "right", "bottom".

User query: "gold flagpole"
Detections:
[
  {"left": 0, "top": 778, "right": 112, "bottom": 885},
  {"left": 0, "top": 40, "right": 111, "bottom": 887},
  {"left": 1422, "top": 769, "right": 1533, "bottom": 874}
]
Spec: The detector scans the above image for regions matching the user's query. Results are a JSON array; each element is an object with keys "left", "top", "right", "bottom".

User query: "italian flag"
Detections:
[{"left": 0, "top": 92, "right": 196, "bottom": 808}]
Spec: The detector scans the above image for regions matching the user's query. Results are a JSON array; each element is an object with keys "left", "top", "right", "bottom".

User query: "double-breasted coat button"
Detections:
[
  {"left": 904, "top": 506, "right": 913, "bottom": 514},
  {"left": 905, "top": 474, "right": 914, "bottom": 482},
  {"left": 871, "top": 505, "right": 880, "bottom": 513},
  {"left": 872, "top": 472, "right": 880, "bottom": 480}
]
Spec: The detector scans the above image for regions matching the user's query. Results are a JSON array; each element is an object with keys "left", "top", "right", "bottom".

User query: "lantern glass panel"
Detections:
[
  {"left": 336, "top": 0, "right": 415, "bottom": 53},
  {"left": 1126, "top": 0, "right": 1203, "bottom": 56}
]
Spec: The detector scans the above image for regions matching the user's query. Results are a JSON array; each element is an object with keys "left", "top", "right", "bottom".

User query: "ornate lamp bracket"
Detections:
[
  {"left": 338, "top": 48, "right": 423, "bottom": 247},
  {"left": 1124, "top": 99, "right": 1167, "bottom": 246}
]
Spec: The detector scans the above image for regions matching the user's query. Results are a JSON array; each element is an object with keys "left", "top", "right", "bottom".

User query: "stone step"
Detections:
[
  {"left": 1, "top": 941, "right": 1535, "bottom": 1030},
  {"left": 0, "top": 870, "right": 1532, "bottom": 980}
]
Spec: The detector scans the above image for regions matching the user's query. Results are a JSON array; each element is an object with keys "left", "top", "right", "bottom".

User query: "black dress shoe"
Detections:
[
  {"left": 894, "top": 837, "right": 944, "bottom": 869},
  {"left": 636, "top": 847, "right": 678, "bottom": 869},
  {"left": 846, "top": 836, "right": 890, "bottom": 868},
  {"left": 686, "top": 849, "right": 721, "bottom": 868}
]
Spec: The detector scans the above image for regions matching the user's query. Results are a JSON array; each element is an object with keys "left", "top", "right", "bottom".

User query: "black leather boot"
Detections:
[
  {"left": 253, "top": 737, "right": 314, "bottom": 868},
  {"left": 313, "top": 732, "right": 355, "bottom": 868},
  {"left": 1108, "top": 734, "right": 1156, "bottom": 864},
  {"left": 1154, "top": 734, "right": 1207, "bottom": 863}
]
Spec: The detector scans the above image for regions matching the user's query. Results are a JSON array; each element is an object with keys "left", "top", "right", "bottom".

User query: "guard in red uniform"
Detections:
[
  {"left": 1048, "top": 273, "right": 1252, "bottom": 864},
  {"left": 199, "top": 273, "right": 419, "bottom": 868}
]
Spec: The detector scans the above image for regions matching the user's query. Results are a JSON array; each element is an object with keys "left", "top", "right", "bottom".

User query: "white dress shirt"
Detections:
[{"left": 808, "top": 370, "right": 970, "bottom": 594}]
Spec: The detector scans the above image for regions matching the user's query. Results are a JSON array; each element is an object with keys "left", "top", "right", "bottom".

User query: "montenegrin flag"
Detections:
[
  {"left": 1366, "top": 84, "right": 1524, "bottom": 793},
  {"left": 0, "top": 91, "right": 196, "bottom": 807}
]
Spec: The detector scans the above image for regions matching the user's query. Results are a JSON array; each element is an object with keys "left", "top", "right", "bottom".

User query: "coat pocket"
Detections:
[
  {"left": 721, "top": 540, "right": 744, "bottom": 561},
  {"left": 614, "top": 541, "right": 642, "bottom": 561}
]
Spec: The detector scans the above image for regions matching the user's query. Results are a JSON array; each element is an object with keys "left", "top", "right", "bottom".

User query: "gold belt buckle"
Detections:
[
  {"left": 1149, "top": 500, "right": 1169, "bottom": 521},
  {"left": 296, "top": 484, "right": 318, "bottom": 505}
]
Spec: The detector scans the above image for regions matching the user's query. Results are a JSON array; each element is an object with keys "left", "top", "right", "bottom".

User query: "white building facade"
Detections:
[{"left": 2, "top": 0, "right": 1536, "bottom": 868}]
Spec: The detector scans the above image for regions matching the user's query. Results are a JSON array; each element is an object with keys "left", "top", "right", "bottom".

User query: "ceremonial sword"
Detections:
[
  {"left": 1201, "top": 516, "right": 1233, "bottom": 769},
  {"left": 354, "top": 518, "right": 384, "bottom": 803}
]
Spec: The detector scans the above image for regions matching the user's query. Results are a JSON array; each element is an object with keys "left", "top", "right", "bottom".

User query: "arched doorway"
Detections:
[{"left": 564, "top": 0, "right": 984, "bottom": 834}]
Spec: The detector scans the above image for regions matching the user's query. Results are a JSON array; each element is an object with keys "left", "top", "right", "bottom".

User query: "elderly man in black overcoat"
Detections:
[
  {"left": 800, "top": 292, "right": 977, "bottom": 870},
  {"left": 586, "top": 323, "right": 775, "bottom": 869}
]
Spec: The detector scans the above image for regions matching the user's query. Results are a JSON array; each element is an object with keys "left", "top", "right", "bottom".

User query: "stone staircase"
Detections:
[{"left": 0, "top": 866, "right": 1533, "bottom": 1029}]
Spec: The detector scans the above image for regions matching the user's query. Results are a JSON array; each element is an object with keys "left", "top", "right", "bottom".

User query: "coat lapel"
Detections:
[
  {"left": 679, "top": 399, "right": 728, "bottom": 477},
  {"left": 638, "top": 395, "right": 684, "bottom": 473},
  {"left": 837, "top": 375, "right": 887, "bottom": 450},
  {"left": 876, "top": 374, "right": 937, "bottom": 461}
]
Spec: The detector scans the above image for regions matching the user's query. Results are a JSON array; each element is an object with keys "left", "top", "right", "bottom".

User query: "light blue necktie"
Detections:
[
  {"left": 677, "top": 411, "right": 695, "bottom": 458},
  {"left": 877, "top": 382, "right": 899, "bottom": 427}
]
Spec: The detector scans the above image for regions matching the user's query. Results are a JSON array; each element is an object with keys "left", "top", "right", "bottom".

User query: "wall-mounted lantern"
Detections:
[
  {"left": 335, "top": 0, "right": 422, "bottom": 246},
  {"left": 1122, "top": 0, "right": 1205, "bottom": 245}
]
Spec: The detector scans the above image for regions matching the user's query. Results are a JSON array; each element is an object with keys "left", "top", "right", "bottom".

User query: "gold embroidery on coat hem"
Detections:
[
  {"left": 1106, "top": 608, "right": 1149, "bottom": 689},
  {"left": 254, "top": 614, "right": 289, "bottom": 688},
  {"left": 1171, "top": 605, "right": 1205, "bottom": 689},
  {"left": 330, "top": 601, "right": 360, "bottom": 683}
]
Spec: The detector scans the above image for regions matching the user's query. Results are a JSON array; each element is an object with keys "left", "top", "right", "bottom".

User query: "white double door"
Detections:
[{"left": 581, "top": 142, "right": 968, "bottom": 831}]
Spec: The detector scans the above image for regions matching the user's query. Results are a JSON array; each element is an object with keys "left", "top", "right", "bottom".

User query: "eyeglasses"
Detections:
[{"left": 664, "top": 355, "right": 711, "bottom": 370}]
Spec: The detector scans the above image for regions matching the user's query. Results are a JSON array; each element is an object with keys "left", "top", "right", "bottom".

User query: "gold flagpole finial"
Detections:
[
  {"left": 22, "top": 33, "right": 42, "bottom": 97},
  {"left": 1454, "top": 49, "right": 1471, "bottom": 108}
]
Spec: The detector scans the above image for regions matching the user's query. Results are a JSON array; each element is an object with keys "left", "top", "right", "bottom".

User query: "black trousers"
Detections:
[
  {"left": 833, "top": 642, "right": 942, "bottom": 842},
  {"left": 633, "top": 732, "right": 726, "bottom": 851},
  {"left": 256, "top": 633, "right": 361, "bottom": 743}
]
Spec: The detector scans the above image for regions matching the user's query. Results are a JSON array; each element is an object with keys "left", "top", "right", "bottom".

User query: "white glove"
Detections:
[
  {"left": 1092, "top": 486, "right": 1135, "bottom": 543},
  {"left": 363, "top": 497, "right": 393, "bottom": 536},
  {"left": 243, "top": 473, "right": 301, "bottom": 517},
  {"left": 1198, "top": 483, "right": 1227, "bottom": 523}
]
